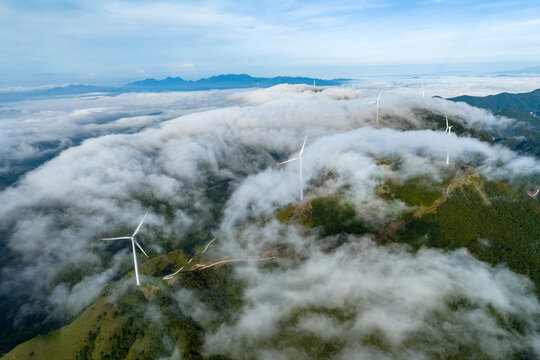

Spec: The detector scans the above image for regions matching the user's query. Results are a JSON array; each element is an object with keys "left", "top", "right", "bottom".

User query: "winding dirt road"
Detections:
[{"left": 162, "top": 238, "right": 278, "bottom": 280}]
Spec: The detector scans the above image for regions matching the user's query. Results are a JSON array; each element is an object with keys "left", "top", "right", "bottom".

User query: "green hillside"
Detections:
[
  {"left": 496, "top": 108, "right": 540, "bottom": 127},
  {"left": 2, "top": 249, "right": 245, "bottom": 360},
  {"left": 390, "top": 178, "right": 540, "bottom": 291},
  {"left": 275, "top": 167, "right": 540, "bottom": 292},
  {"left": 448, "top": 89, "right": 540, "bottom": 157}
]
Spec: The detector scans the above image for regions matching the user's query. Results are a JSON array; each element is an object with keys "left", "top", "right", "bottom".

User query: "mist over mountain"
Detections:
[
  {"left": 448, "top": 88, "right": 540, "bottom": 157},
  {"left": 0, "top": 83, "right": 539, "bottom": 359},
  {"left": 3, "top": 0, "right": 540, "bottom": 356},
  {"left": 448, "top": 88, "right": 540, "bottom": 118}
]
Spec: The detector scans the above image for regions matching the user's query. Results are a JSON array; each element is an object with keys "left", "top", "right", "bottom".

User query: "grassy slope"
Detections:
[
  {"left": 2, "top": 244, "right": 244, "bottom": 360},
  {"left": 1, "top": 297, "right": 118, "bottom": 360}
]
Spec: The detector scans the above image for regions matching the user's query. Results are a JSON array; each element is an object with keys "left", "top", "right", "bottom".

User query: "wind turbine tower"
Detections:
[
  {"left": 101, "top": 211, "right": 150, "bottom": 286},
  {"left": 370, "top": 91, "right": 382, "bottom": 124},
  {"left": 445, "top": 112, "right": 453, "bottom": 165},
  {"left": 277, "top": 136, "right": 307, "bottom": 201}
]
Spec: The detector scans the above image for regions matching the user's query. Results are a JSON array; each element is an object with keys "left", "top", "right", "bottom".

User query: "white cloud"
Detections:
[
  {"left": 0, "top": 84, "right": 538, "bottom": 356},
  {"left": 205, "top": 234, "right": 540, "bottom": 359}
]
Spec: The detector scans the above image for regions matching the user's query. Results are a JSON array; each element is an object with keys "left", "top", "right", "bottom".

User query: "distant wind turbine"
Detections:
[
  {"left": 420, "top": 80, "right": 425, "bottom": 98},
  {"left": 445, "top": 112, "right": 453, "bottom": 165},
  {"left": 277, "top": 136, "right": 307, "bottom": 201},
  {"left": 369, "top": 91, "right": 382, "bottom": 124},
  {"left": 313, "top": 80, "right": 316, "bottom": 88},
  {"left": 101, "top": 211, "right": 149, "bottom": 286}
]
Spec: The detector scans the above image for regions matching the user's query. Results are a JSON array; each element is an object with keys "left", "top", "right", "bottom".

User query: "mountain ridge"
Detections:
[
  {"left": 448, "top": 88, "right": 540, "bottom": 118},
  {"left": 0, "top": 74, "right": 348, "bottom": 103},
  {"left": 124, "top": 73, "right": 347, "bottom": 90},
  {"left": 448, "top": 88, "right": 540, "bottom": 157}
]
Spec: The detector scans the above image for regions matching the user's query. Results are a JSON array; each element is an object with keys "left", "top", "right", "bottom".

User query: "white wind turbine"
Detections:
[
  {"left": 369, "top": 91, "right": 382, "bottom": 124},
  {"left": 420, "top": 80, "right": 425, "bottom": 98},
  {"left": 101, "top": 211, "right": 149, "bottom": 286},
  {"left": 445, "top": 112, "right": 453, "bottom": 165},
  {"left": 277, "top": 136, "right": 307, "bottom": 201}
]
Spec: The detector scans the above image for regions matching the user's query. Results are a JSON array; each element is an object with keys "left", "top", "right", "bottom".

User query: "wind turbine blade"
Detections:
[
  {"left": 368, "top": 101, "right": 376, "bottom": 104},
  {"left": 277, "top": 157, "right": 299, "bottom": 165},
  {"left": 101, "top": 236, "right": 132, "bottom": 241},
  {"left": 134, "top": 239, "right": 149, "bottom": 258},
  {"left": 299, "top": 136, "right": 307, "bottom": 157},
  {"left": 445, "top": 112, "right": 449, "bottom": 129},
  {"left": 132, "top": 210, "right": 149, "bottom": 237},
  {"left": 377, "top": 91, "right": 381, "bottom": 101}
]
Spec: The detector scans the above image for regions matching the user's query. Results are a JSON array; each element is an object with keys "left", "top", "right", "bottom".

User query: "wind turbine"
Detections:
[
  {"left": 420, "top": 80, "right": 425, "bottom": 98},
  {"left": 101, "top": 211, "right": 149, "bottom": 286},
  {"left": 369, "top": 91, "right": 382, "bottom": 124},
  {"left": 444, "top": 112, "right": 453, "bottom": 165},
  {"left": 313, "top": 80, "right": 316, "bottom": 88},
  {"left": 277, "top": 136, "right": 307, "bottom": 201}
]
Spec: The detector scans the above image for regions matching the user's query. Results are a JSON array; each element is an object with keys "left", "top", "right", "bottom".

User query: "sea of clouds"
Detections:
[{"left": 0, "top": 81, "right": 539, "bottom": 357}]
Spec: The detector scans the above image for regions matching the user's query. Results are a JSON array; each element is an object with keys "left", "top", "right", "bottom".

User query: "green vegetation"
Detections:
[
  {"left": 392, "top": 180, "right": 540, "bottom": 291},
  {"left": 448, "top": 89, "right": 540, "bottom": 157},
  {"left": 275, "top": 173, "right": 540, "bottom": 298},
  {"left": 2, "top": 251, "right": 245, "bottom": 360},
  {"left": 276, "top": 195, "right": 368, "bottom": 236},
  {"left": 379, "top": 176, "right": 446, "bottom": 208},
  {"left": 449, "top": 89, "right": 540, "bottom": 119}
]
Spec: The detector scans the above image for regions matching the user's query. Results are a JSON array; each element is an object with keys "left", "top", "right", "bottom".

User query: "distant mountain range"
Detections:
[
  {"left": 0, "top": 74, "right": 348, "bottom": 103},
  {"left": 124, "top": 74, "right": 346, "bottom": 91}
]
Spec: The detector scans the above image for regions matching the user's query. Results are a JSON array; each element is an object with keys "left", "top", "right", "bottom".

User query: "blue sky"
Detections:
[{"left": 1, "top": 0, "right": 540, "bottom": 86}]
